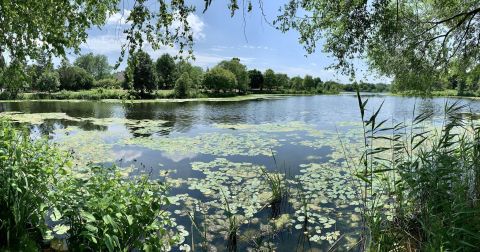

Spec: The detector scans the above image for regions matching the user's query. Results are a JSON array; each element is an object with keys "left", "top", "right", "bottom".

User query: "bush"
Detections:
[
  {"left": 174, "top": 73, "right": 192, "bottom": 98},
  {"left": 0, "top": 121, "right": 67, "bottom": 249},
  {"left": 0, "top": 121, "right": 185, "bottom": 250},
  {"left": 53, "top": 166, "right": 184, "bottom": 251},
  {"left": 93, "top": 78, "right": 121, "bottom": 89},
  {"left": 36, "top": 71, "right": 60, "bottom": 92},
  {"left": 58, "top": 66, "right": 94, "bottom": 91},
  {"left": 203, "top": 67, "right": 237, "bottom": 93}
]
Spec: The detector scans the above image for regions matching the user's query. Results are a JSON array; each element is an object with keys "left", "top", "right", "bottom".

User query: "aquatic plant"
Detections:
[
  {"left": 53, "top": 165, "right": 187, "bottom": 251},
  {"left": 0, "top": 120, "right": 69, "bottom": 250},
  {"left": 354, "top": 91, "right": 480, "bottom": 251}
]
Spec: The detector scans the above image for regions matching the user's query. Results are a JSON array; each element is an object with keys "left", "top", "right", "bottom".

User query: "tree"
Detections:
[
  {"left": 303, "top": 75, "right": 315, "bottom": 91},
  {"left": 37, "top": 71, "right": 60, "bottom": 92},
  {"left": 0, "top": 60, "right": 30, "bottom": 97},
  {"left": 275, "top": 73, "right": 289, "bottom": 90},
  {"left": 203, "top": 67, "right": 237, "bottom": 93},
  {"left": 313, "top": 77, "right": 323, "bottom": 90},
  {"left": 264, "top": 69, "right": 276, "bottom": 91},
  {"left": 174, "top": 73, "right": 192, "bottom": 98},
  {"left": 275, "top": 1, "right": 480, "bottom": 91},
  {"left": 28, "top": 52, "right": 55, "bottom": 90},
  {"left": 248, "top": 69, "right": 264, "bottom": 90},
  {"left": 74, "top": 53, "right": 112, "bottom": 80},
  {"left": 58, "top": 66, "right": 94, "bottom": 91},
  {"left": 289, "top": 76, "right": 303, "bottom": 90},
  {"left": 0, "top": 1, "right": 217, "bottom": 66},
  {"left": 175, "top": 60, "right": 204, "bottom": 91},
  {"left": 125, "top": 51, "right": 156, "bottom": 94},
  {"left": 155, "top": 54, "right": 176, "bottom": 89},
  {"left": 217, "top": 58, "right": 249, "bottom": 93}
]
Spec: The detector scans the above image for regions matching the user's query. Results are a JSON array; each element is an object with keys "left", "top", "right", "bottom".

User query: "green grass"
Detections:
[
  {"left": 20, "top": 88, "right": 130, "bottom": 100},
  {"left": 1, "top": 88, "right": 341, "bottom": 101}
]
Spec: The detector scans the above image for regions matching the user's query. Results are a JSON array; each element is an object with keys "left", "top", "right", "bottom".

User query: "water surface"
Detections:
[{"left": 0, "top": 94, "right": 476, "bottom": 251}]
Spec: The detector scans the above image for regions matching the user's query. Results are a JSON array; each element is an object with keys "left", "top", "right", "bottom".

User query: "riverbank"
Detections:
[
  {"left": 0, "top": 93, "right": 295, "bottom": 103},
  {"left": 393, "top": 89, "right": 480, "bottom": 99},
  {"left": 0, "top": 88, "right": 338, "bottom": 101}
]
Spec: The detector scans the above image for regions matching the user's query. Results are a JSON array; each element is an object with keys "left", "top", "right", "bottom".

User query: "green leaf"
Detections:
[{"left": 81, "top": 211, "right": 96, "bottom": 222}]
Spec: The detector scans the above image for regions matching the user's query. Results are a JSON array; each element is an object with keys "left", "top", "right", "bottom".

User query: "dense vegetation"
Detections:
[
  {"left": 355, "top": 95, "right": 480, "bottom": 250},
  {"left": 0, "top": 121, "right": 184, "bottom": 251},
  {"left": 0, "top": 52, "right": 389, "bottom": 100},
  {"left": 1, "top": 0, "right": 480, "bottom": 251}
]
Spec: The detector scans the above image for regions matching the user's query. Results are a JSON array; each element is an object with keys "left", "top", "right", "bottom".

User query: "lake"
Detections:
[{"left": 0, "top": 93, "right": 476, "bottom": 251}]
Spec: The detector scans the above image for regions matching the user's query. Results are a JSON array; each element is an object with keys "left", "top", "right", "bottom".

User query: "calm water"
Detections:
[{"left": 0, "top": 93, "right": 477, "bottom": 251}]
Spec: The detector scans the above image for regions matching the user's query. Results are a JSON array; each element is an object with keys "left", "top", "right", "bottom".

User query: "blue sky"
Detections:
[{"left": 75, "top": 1, "right": 389, "bottom": 83}]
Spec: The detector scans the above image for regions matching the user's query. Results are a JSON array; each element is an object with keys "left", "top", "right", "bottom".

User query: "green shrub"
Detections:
[
  {"left": 36, "top": 71, "right": 60, "bottom": 92},
  {"left": 0, "top": 121, "right": 185, "bottom": 251},
  {"left": 53, "top": 165, "right": 185, "bottom": 251},
  {"left": 174, "top": 73, "right": 192, "bottom": 98},
  {"left": 93, "top": 78, "right": 121, "bottom": 89},
  {"left": 203, "top": 67, "right": 237, "bottom": 93},
  {"left": 58, "top": 66, "right": 94, "bottom": 91},
  {"left": 0, "top": 120, "right": 68, "bottom": 249}
]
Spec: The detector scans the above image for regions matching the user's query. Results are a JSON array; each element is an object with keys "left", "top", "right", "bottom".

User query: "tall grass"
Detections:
[{"left": 355, "top": 90, "right": 480, "bottom": 251}]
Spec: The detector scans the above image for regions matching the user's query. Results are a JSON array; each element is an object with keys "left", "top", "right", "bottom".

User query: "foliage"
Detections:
[
  {"left": 274, "top": 0, "right": 480, "bottom": 85},
  {"left": 21, "top": 88, "right": 128, "bottom": 100},
  {"left": 303, "top": 75, "right": 315, "bottom": 91},
  {"left": 342, "top": 83, "right": 390, "bottom": 93},
  {"left": 355, "top": 93, "right": 480, "bottom": 251},
  {"left": 0, "top": 121, "right": 67, "bottom": 249},
  {"left": 58, "top": 65, "right": 94, "bottom": 91},
  {"left": 275, "top": 73, "right": 289, "bottom": 90},
  {"left": 175, "top": 60, "right": 204, "bottom": 91},
  {"left": 0, "top": 0, "right": 226, "bottom": 67},
  {"left": 93, "top": 78, "right": 122, "bottom": 89},
  {"left": 174, "top": 73, "right": 192, "bottom": 98},
  {"left": 289, "top": 76, "right": 303, "bottom": 90},
  {"left": 0, "top": 121, "right": 185, "bottom": 251},
  {"left": 125, "top": 51, "right": 156, "bottom": 94},
  {"left": 155, "top": 54, "right": 177, "bottom": 89},
  {"left": 248, "top": 69, "right": 264, "bottom": 90},
  {"left": 36, "top": 70, "right": 60, "bottom": 92},
  {"left": 54, "top": 165, "right": 183, "bottom": 251},
  {"left": 203, "top": 67, "right": 237, "bottom": 92},
  {"left": 264, "top": 69, "right": 276, "bottom": 91},
  {"left": 74, "top": 53, "right": 112, "bottom": 80},
  {"left": 0, "top": 60, "right": 30, "bottom": 98},
  {"left": 217, "top": 58, "right": 249, "bottom": 93}
]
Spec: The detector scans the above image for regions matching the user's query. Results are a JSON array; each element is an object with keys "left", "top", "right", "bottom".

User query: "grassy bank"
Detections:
[
  {"left": 0, "top": 88, "right": 338, "bottom": 101},
  {"left": 394, "top": 89, "right": 480, "bottom": 98}
]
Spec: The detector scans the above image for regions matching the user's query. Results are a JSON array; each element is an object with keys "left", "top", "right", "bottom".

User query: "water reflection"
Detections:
[{"left": 2, "top": 95, "right": 480, "bottom": 251}]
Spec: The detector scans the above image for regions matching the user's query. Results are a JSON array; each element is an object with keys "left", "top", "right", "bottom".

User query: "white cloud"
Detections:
[
  {"left": 106, "top": 9, "right": 132, "bottom": 25},
  {"left": 81, "top": 35, "right": 126, "bottom": 54},
  {"left": 241, "top": 44, "right": 272, "bottom": 51},
  {"left": 187, "top": 14, "right": 205, "bottom": 40}
]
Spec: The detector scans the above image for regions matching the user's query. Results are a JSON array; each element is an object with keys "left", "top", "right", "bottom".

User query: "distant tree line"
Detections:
[
  {"left": 392, "top": 60, "right": 480, "bottom": 97},
  {"left": 0, "top": 51, "right": 390, "bottom": 99},
  {"left": 342, "top": 83, "right": 390, "bottom": 93},
  {"left": 122, "top": 51, "right": 342, "bottom": 98}
]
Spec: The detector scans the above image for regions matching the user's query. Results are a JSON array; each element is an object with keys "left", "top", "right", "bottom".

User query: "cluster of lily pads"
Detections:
[{"left": 0, "top": 111, "right": 403, "bottom": 250}]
